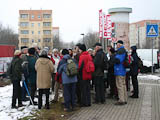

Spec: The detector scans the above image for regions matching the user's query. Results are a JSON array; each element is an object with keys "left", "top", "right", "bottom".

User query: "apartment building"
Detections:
[
  {"left": 19, "top": 10, "right": 53, "bottom": 49},
  {"left": 129, "top": 20, "right": 160, "bottom": 49}
]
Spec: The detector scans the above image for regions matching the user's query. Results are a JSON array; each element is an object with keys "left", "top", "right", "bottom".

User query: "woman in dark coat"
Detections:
[{"left": 130, "top": 46, "right": 139, "bottom": 98}]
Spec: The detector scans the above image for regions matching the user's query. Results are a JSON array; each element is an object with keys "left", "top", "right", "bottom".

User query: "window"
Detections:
[
  {"left": 20, "top": 14, "right": 28, "bottom": 18},
  {"left": 43, "top": 22, "right": 51, "bottom": 27},
  {"left": 38, "top": 39, "right": 41, "bottom": 42},
  {"left": 32, "top": 31, "right": 34, "bottom": 34},
  {"left": 43, "top": 14, "right": 51, "bottom": 18},
  {"left": 21, "top": 30, "right": 29, "bottom": 34},
  {"left": 31, "top": 23, "right": 34, "bottom": 27},
  {"left": 38, "top": 23, "right": 40, "bottom": 27},
  {"left": 32, "top": 39, "right": 34, "bottom": 43},
  {"left": 43, "top": 30, "right": 51, "bottom": 35},
  {"left": 20, "top": 22, "right": 29, "bottom": 27},
  {"left": 38, "top": 15, "right": 41, "bottom": 19},
  {"left": 21, "top": 38, "right": 29, "bottom": 43},
  {"left": 38, "top": 31, "right": 40, "bottom": 34},
  {"left": 43, "top": 38, "right": 51, "bottom": 42},
  {"left": 31, "top": 15, "right": 34, "bottom": 19}
]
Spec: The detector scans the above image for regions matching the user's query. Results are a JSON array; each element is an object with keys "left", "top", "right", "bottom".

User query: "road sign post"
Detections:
[{"left": 146, "top": 24, "right": 159, "bottom": 74}]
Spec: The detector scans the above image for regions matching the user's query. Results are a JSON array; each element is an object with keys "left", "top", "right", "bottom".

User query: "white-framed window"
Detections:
[
  {"left": 38, "top": 31, "right": 40, "bottom": 34},
  {"left": 43, "top": 22, "right": 51, "bottom": 27},
  {"left": 38, "top": 39, "right": 41, "bottom": 42},
  {"left": 38, "top": 23, "right": 40, "bottom": 27},
  {"left": 32, "top": 31, "right": 34, "bottom": 34},
  {"left": 38, "top": 15, "right": 41, "bottom": 19},
  {"left": 43, "top": 14, "right": 51, "bottom": 18},
  {"left": 20, "top": 22, "right": 29, "bottom": 27},
  {"left": 31, "top": 23, "right": 34, "bottom": 27},
  {"left": 20, "top": 14, "right": 28, "bottom": 18},
  {"left": 32, "top": 39, "right": 34, "bottom": 43},
  {"left": 21, "top": 38, "right": 29, "bottom": 43},
  {"left": 43, "top": 38, "right": 51, "bottom": 42},
  {"left": 43, "top": 30, "right": 51, "bottom": 35},
  {"left": 31, "top": 15, "right": 34, "bottom": 19},
  {"left": 21, "top": 30, "right": 29, "bottom": 34}
]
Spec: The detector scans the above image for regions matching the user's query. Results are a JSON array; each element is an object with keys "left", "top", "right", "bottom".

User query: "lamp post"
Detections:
[{"left": 80, "top": 33, "right": 85, "bottom": 43}]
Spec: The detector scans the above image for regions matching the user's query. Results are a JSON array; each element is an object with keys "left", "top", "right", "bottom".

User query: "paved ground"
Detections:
[{"left": 68, "top": 78, "right": 160, "bottom": 120}]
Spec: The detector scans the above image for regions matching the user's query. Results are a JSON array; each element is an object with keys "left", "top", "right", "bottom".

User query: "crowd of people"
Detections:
[{"left": 9, "top": 40, "right": 140, "bottom": 112}]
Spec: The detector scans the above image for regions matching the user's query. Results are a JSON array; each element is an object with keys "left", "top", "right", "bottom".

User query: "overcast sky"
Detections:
[{"left": 0, "top": 0, "right": 160, "bottom": 43}]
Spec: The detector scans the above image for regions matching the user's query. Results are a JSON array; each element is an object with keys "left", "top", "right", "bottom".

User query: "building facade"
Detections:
[
  {"left": 129, "top": 20, "right": 160, "bottom": 49},
  {"left": 19, "top": 10, "right": 53, "bottom": 49},
  {"left": 108, "top": 7, "right": 132, "bottom": 50}
]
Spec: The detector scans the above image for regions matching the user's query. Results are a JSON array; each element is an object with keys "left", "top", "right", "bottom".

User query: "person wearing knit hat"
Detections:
[
  {"left": 78, "top": 43, "right": 93, "bottom": 107},
  {"left": 79, "top": 44, "right": 86, "bottom": 52},
  {"left": 10, "top": 50, "right": 24, "bottom": 108},
  {"left": 27, "top": 47, "right": 37, "bottom": 105}
]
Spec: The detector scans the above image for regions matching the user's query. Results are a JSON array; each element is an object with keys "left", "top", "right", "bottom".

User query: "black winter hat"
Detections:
[
  {"left": 93, "top": 42, "right": 102, "bottom": 47},
  {"left": 28, "top": 47, "right": 36, "bottom": 55},
  {"left": 21, "top": 46, "right": 28, "bottom": 50},
  {"left": 62, "top": 49, "right": 69, "bottom": 55},
  {"left": 116, "top": 40, "right": 124, "bottom": 45},
  {"left": 75, "top": 43, "right": 82, "bottom": 47},
  {"left": 131, "top": 46, "right": 137, "bottom": 51},
  {"left": 79, "top": 44, "right": 86, "bottom": 51}
]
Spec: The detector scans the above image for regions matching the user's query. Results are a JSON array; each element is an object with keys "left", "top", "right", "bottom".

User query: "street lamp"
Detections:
[{"left": 80, "top": 33, "right": 85, "bottom": 43}]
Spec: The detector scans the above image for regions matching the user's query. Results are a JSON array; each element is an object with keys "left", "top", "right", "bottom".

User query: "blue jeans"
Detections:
[{"left": 63, "top": 83, "right": 76, "bottom": 109}]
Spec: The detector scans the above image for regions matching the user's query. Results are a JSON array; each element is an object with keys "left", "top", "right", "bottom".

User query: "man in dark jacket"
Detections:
[
  {"left": 28, "top": 48, "right": 37, "bottom": 105},
  {"left": 130, "top": 46, "right": 139, "bottom": 98},
  {"left": 93, "top": 43, "right": 106, "bottom": 104},
  {"left": 10, "top": 50, "right": 23, "bottom": 108},
  {"left": 114, "top": 40, "right": 127, "bottom": 105}
]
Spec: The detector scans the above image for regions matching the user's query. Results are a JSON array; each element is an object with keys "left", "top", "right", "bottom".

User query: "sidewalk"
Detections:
[{"left": 69, "top": 76, "right": 160, "bottom": 120}]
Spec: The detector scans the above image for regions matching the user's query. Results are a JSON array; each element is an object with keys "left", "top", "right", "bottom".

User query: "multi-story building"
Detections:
[
  {"left": 129, "top": 20, "right": 160, "bottom": 49},
  {"left": 19, "top": 10, "right": 53, "bottom": 49}
]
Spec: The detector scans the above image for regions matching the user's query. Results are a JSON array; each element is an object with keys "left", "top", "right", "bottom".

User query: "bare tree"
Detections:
[{"left": 0, "top": 24, "right": 18, "bottom": 48}]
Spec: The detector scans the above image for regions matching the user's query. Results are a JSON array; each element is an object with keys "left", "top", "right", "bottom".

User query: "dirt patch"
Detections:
[{"left": 0, "top": 78, "right": 11, "bottom": 87}]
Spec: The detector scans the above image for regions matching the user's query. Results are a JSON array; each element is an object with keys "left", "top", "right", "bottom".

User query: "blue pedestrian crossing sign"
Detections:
[{"left": 146, "top": 24, "right": 159, "bottom": 37}]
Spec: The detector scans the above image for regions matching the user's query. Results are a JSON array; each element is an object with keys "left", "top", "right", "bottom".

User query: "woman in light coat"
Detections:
[{"left": 35, "top": 49, "right": 54, "bottom": 109}]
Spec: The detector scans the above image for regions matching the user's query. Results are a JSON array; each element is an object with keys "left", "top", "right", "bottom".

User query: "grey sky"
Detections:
[{"left": 0, "top": 0, "right": 160, "bottom": 43}]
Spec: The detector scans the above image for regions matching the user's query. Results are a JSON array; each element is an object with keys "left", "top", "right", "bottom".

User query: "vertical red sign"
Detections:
[{"left": 99, "top": 9, "right": 103, "bottom": 38}]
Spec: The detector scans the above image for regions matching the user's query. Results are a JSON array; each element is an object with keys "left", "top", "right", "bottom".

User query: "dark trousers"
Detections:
[
  {"left": 21, "top": 77, "right": 28, "bottom": 100},
  {"left": 38, "top": 89, "right": 50, "bottom": 109},
  {"left": 76, "top": 76, "right": 82, "bottom": 105},
  {"left": 63, "top": 83, "right": 76, "bottom": 109},
  {"left": 28, "top": 83, "right": 36, "bottom": 103},
  {"left": 131, "top": 75, "right": 139, "bottom": 96},
  {"left": 81, "top": 80, "right": 91, "bottom": 106},
  {"left": 52, "top": 73, "right": 56, "bottom": 92},
  {"left": 95, "top": 76, "right": 105, "bottom": 103},
  {"left": 12, "top": 80, "right": 22, "bottom": 107},
  {"left": 108, "top": 74, "right": 117, "bottom": 96}
]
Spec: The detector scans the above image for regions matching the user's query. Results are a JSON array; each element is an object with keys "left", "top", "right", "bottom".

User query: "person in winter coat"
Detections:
[
  {"left": 35, "top": 49, "right": 54, "bottom": 109},
  {"left": 27, "top": 48, "right": 37, "bottom": 105},
  {"left": 108, "top": 48, "right": 117, "bottom": 98},
  {"left": 51, "top": 48, "right": 60, "bottom": 92},
  {"left": 130, "top": 46, "right": 139, "bottom": 98},
  {"left": 21, "top": 46, "right": 29, "bottom": 101},
  {"left": 58, "top": 49, "right": 77, "bottom": 112},
  {"left": 10, "top": 50, "right": 23, "bottom": 108},
  {"left": 114, "top": 40, "right": 127, "bottom": 105},
  {"left": 78, "top": 44, "right": 93, "bottom": 107},
  {"left": 74, "top": 43, "right": 82, "bottom": 106},
  {"left": 93, "top": 43, "right": 106, "bottom": 104}
]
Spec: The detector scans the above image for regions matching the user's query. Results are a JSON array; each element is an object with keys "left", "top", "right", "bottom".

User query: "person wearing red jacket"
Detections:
[{"left": 78, "top": 44, "right": 93, "bottom": 107}]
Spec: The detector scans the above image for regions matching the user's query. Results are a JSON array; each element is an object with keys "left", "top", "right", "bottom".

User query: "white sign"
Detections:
[{"left": 99, "top": 9, "right": 103, "bottom": 38}]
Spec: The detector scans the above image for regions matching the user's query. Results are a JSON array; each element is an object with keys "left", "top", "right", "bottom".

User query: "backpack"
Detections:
[
  {"left": 66, "top": 59, "right": 78, "bottom": 77},
  {"left": 137, "top": 56, "right": 143, "bottom": 69},
  {"left": 21, "top": 56, "right": 29, "bottom": 77},
  {"left": 123, "top": 52, "right": 130, "bottom": 68},
  {"left": 85, "top": 60, "right": 95, "bottom": 73}
]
